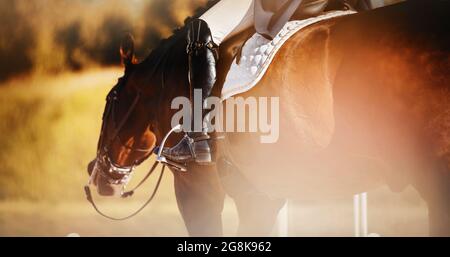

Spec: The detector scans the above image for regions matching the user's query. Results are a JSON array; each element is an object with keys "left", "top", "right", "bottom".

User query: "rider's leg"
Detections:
[
  {"left": 186, "top": 19, "right": 219, "bottom": 163},
  {"left": 356, "top": 0, "right": 373, "bottom": 11},
  {"left": 163, "top": 1, "right": 254, "bottom": 164},
  {"left": 200, "top": 0, "right": 255, "bottom": 45},
  {"left": 342, "top": 0, "right": 373, "bottom": 11}
]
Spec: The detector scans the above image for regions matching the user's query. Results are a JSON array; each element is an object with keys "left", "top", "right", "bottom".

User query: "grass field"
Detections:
[
  {"left": 0, "top": 69, "right": 122, "bottom": 201},
  {"left": 0, "top": 69, "right": 429, "bottom": 236}
]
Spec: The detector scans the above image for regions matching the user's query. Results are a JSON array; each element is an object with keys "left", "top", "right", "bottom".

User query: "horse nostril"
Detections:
[
  {"left": 87, "top": 160, "right": 96, "bottom": 176},
  {"left": 97, "top": 184, "right": 116, "bottom": 196},
  {"left": 96, "top": 175, "right": 122, "bottom": 197}
]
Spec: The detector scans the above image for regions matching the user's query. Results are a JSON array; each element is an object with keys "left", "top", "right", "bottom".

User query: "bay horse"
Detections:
[{"left": 88, "top": 0, "right": 450, "bottom": 236}]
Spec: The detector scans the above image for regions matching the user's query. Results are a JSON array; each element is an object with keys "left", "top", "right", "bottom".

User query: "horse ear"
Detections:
[{"left": 120, "top": 33, "right": 135, "bottom": 67}]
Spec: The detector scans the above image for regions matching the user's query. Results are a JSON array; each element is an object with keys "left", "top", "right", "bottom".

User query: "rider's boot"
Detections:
[{"left": 163, "top": 19, "right": 218, "bottom": 165}]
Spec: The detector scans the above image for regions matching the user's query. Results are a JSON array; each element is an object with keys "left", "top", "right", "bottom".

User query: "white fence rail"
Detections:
[{"left": 276, "top": 193, "right": 380, "bottom": 237}]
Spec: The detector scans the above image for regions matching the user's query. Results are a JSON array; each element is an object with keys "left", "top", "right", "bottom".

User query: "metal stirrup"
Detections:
[{"left": 157, "top": 125, "right": 188, "bottom": 172}]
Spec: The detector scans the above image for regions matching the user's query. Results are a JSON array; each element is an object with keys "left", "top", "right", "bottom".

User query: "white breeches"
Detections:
[{"left": 200, "top": 0, "right": 255, "bottom": 45}]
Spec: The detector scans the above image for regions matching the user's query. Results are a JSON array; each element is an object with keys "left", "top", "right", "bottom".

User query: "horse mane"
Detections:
[{"left": 138, "top": 0, "right": 220, "bottom": 76}]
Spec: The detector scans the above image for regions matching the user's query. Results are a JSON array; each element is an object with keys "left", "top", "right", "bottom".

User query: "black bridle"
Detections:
[
  {"left": 84, "top": 77, "right": 167, "bottom": 221},
  {"left": 85, "top": 63, "right": 189, "bottom": 220},
  {"left": 95, "top": 82, "right": 149, "bottom": 184}
]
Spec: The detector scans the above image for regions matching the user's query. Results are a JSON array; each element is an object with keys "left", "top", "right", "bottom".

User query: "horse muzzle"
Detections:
[{"left": 87, "top": 159, "right": 128, "bottom": 198}]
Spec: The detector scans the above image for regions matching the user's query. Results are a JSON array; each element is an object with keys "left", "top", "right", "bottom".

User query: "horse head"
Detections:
[{"left": 87, "top": 34, "right": 166, "bottom": 197}]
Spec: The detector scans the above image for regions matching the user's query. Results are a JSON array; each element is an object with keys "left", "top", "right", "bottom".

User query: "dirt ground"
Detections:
[{"left": 0, "top": 184, "right": 429, "bottom": 237}]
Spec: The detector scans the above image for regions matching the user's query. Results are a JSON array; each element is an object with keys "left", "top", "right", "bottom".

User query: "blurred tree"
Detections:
[{"left": 0, "top": 1, "right": 36, "bottom": 81}]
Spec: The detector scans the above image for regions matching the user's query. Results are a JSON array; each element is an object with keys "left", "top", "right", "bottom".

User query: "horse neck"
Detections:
[{"left": 151, "top": 44, "right": 190, "bottom": 145}]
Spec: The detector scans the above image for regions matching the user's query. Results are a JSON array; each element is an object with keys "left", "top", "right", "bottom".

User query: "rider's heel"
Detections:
[
  {"left": 193, "top": 140, "right": 213, "bottom": 165},
  {"left": 194, "top": 152, "right": 213, "bottom": 165}
]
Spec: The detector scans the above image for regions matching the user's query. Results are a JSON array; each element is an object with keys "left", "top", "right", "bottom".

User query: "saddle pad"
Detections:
[{"left": 221, "top": 10, "right": 356, "bottom": 100}]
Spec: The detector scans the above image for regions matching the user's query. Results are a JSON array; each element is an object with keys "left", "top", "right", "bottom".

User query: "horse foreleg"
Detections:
[
  {"left": 217, "top": 157, "right": 285, "bottom": 236},
  {"left": 233, "top": 193, "right": 286, "bottom": 236},
  {"left": 413, "top": 160, "right": 450, "bottom": 236},
  {"left": 173, "top": 164, "right": 226, "bottom": 236}
]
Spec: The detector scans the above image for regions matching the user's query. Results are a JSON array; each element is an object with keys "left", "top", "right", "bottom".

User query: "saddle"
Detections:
[
  {"left": 216, "top": 0, "right": 361, "bottom": 100},
  {"left": 220, "top": 9, "right": 356, "bottom": 100}
]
